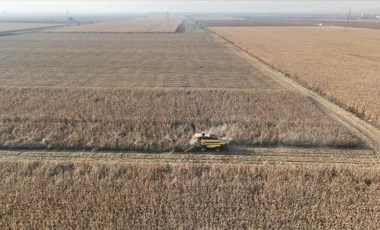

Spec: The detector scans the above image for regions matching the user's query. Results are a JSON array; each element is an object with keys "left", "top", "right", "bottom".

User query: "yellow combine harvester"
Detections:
[{"left": 184, "top": 132, "right": 228, "bottom": 153}]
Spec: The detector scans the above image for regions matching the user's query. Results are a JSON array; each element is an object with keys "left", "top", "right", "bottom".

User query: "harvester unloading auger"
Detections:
[{"left": 184, "top": 132, "right": 229, "bottom": 153}]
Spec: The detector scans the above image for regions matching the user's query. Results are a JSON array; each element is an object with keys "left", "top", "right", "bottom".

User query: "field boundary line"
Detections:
[{"left": 211, "top": 32, "right": 380, "bottom": 153}]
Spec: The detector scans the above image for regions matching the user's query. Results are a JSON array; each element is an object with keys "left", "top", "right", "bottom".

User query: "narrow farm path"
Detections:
[
  {"left": 211, "top": 33, "right": 380, "bottom": 153},
  {"left": 0, "top": 147, "right": 378, "bottom": 165}
]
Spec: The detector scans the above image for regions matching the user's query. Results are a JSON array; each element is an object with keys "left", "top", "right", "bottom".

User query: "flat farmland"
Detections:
[
  {"left": 0, "top": 32, "right": 364, "bottom": 151},
  {"left": 0, "top": 33, "right": 281, "bottom": 89},
  {"left": 1, "top": 158, "right": 380, "bottom": 229},
  {"left": 51, "top": 19, "right": 182, "bottom": 33},
  {"left": 0, "top": 22, "right": 63, "bottom": 32},
  {"left": 1, "top": 19, "right": 380, "bottom": 229},
  {"left": 200, "top": 18, "right": 380, "bottom": 30},
  {"left": 212, "top": 26, "right": 380, "bottom": 126},
  {"left": 0, "top": 88, "right": 363, "bottom": 151}
]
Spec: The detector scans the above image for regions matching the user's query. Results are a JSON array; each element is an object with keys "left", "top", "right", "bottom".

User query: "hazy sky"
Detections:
[{"left": 1, "top": 1, "right": 380, "bottom": 14}]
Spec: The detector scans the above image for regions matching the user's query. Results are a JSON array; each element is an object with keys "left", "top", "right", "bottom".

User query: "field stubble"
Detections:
[
  {"left": 0, "top": 33, "right": 279, "bottom": 89},
  {"left": 50, "top": 18, "right": 182, "bottom": 33}
]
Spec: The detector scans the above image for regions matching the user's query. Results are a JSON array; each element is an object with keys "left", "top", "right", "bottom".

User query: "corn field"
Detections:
[
  {"left": 212, "top": 26, "right": 380, "bottom": 126},
  {"left": 1, "top": 160, "right": 379, "bottom": 229},
  {"left": 0, "top": 87, "right": 363, "bottom": 151}
]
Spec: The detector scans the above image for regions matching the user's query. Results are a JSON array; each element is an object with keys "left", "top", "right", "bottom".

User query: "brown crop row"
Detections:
[
  {"left": 1, "top": 160, "right": 379, "bottom": 229},
  {"left": 211, "top": 26, "right": 380, "bottom": 126},
  {"left": 0, "top": 87, "right": 363, "bottom": 151}
]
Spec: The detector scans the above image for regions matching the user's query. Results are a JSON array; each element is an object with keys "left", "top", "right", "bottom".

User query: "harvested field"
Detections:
[
  {"left": 198, "top": 19, "right": 318, "bottom": 27},
  {"left": 1, "top": 159, "right": 380, "bottom": 229},
  {"left": 200, "top": 18, "right": 380, "bottom": 30},
  {"left": 212, "top": 26, "right": 380, "bottom": 126},
  {"left": 0, "top": 22, "right": 62, "bottom": 32},
  {"left": 51, "top": 18, "right": 182, "bottom": 33},
  {"left": 0, "top": 32, "right": 281, "bottom": 89},
  {"left": 0, "top": 88, "right": 363, "bottom": 151}
]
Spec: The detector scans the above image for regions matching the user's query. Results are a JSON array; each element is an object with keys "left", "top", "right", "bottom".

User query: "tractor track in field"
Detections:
[
  {"left": 212, "top": 33, "right": 380, "bottom": 154},
  {"left": 0, "top": 147, "right": 378, "bottom": 166}
]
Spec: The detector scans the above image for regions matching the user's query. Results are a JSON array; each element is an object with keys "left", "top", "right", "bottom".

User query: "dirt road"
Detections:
[{"left": 212, "top": 33, "right": 380, "bottom": 153}]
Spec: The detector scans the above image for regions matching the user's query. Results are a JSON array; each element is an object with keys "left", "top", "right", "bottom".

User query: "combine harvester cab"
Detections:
[{"left": 185, "top": 132, "right": 228, "bottom": 153}]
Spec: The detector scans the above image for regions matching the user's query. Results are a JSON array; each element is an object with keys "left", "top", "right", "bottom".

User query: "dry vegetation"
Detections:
[
  {"left": 1, "top": 160, "right": 380, "bottom": 229},
  {"left": 0, "top": 32, "right": 366, "bottom": 150},
  {"left": 0, "top": 21, "right": 378, "bottom": 229},
  {"left": 0, "top": 33, "right": 279, "bottom": 88},
  {"left": 0, "top": 22, "right": 62, "bottom": 32},
  {"left": 0, "top": 87, "right": 363, "bottom": 151},
  {"left": 212, "top": 26, "right": 380, "bottom": 126},
  {"left": 51, "top": 18, "right": 182, "bottom": 33}
]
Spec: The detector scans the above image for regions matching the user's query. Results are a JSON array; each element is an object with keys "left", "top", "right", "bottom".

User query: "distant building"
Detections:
[{"left": 376, "top": 16, "right": 380, "bottom": 19}]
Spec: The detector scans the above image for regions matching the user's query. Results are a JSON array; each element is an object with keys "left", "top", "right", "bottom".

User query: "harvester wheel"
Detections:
[
  {"left": 215, "top": 148, "right": 221, "bottom": 153},
  {"left": 200, "top": 147, "right": 206, "bottom": 152}
]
